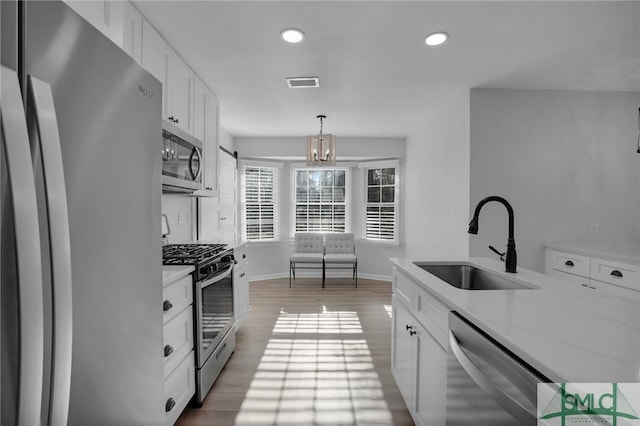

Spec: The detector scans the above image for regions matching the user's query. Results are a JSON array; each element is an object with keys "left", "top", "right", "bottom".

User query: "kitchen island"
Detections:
[{"left": 390, "top": 257, "right": 640, "bottom": 425}]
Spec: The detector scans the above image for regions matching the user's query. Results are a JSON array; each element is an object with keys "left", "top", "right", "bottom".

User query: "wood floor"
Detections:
[{"left": 176, "top": 277, "right": 414, "bottom": 426}]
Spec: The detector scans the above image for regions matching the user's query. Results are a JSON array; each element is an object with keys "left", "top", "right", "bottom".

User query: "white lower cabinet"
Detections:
[
  {"left": 392, "top": 268, "right": 448, "bottom": 426},
  {"left": 163, "top": 273, "right": 195, "bottom": 425},
  {"left": 545, "top": 248, "right": 640, "bottom": 301},
  {"left": 164, "top": 352, "right": 196, "bottom": 426},
  {"left": 233, "top": 243, "right": 250, "bottom": 330}
]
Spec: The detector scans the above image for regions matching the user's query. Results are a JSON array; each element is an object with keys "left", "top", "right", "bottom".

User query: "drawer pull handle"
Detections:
[
  {"left": 564, "top": 260, "right": 574, "bottom": 267},
  {"left": 610, "top": 270, "right": 623, "bottom": 278},
  {"left": 406, "top": 325, "right": 413, "bottom": 331},
  {"left": 162, "top": 300, "right": 173, "bottom": 312},
  {"left": 243, "top": 253, "right": 247, "bottom": 259},
  {"left": 409, "top": 330, "right": 417, "bottom": 336},
  {"left": 581, "top": 283, "right": 588, "bottom": 287},
  {"left": 164, "top": 345, "right": 174, "bottom": 357},
  {"left": 165, "top": 397, "right": 176, "bottom": 412},
  {"left": 240, "top": 273, "right": 245, "bottom": 278}
]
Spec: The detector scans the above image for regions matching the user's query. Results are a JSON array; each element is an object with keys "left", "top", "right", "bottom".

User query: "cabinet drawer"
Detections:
[
  {"left": 548, "top": 269, "right": 591, "bottom": 290},
  {"left": 163, "top": 306, "right": 194, "bottom": 378},
  {"left": 413, "top": 284, "right": 449, "bottom": 349},
  {"left": 393, "top": 267, "right": 414, "bottom": 308},
  {"left": 549, "top": 250, "right": 590, "bottom": 278},
  {"left": 591, "top": 259, "right": 639, "bottom": 291},
  {"left": 591, "top": 280, "right": 640, "bottom": 301},
  {"left": 164, "top": 351, "right": 195, "bottom": 426},
  {"left": 163, "top": 275, "right": 193, "bottom": 324}
]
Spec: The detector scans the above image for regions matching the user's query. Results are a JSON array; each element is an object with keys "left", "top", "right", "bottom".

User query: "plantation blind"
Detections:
[{"left": 241, "top": 162, "right": 280, "bottom": 241}]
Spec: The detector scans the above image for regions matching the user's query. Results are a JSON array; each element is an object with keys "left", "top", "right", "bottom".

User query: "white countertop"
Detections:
[
  {"left": 391, "top": 257, "right": 640, "bottom": 383},
  {"left": 162, "top": 265, "right": 194, "bottom": 286},
  {"left": 545, "top": 242, "right": 640, "bottom": 266}
]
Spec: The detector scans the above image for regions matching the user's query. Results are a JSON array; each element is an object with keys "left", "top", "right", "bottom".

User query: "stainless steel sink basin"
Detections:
[{"left": 414, "top": 262, "right": 538, "bottom": 290}]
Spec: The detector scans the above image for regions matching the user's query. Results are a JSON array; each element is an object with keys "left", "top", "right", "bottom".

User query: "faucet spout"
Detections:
[{"left": 468, "top": 196, "right": 517, "bottom": 273}]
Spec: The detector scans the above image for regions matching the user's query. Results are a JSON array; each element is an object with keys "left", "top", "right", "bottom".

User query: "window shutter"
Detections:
[
  {"left": 359, "top": 160, "right": 399, "bottom": 243},
  {"left": 291, "top": 167, "right": 351, "bottom": 236},
  {"left": 241, "top": 163, "right": 280, "bottom": 241}
]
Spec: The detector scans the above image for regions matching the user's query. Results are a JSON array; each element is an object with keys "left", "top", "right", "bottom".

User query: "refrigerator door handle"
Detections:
[
  {"left": 0, "top": 66, "right": 45, "bottom": 426},
  {"left": 27, "top": 75, "right": 73, "bottom": 426}
]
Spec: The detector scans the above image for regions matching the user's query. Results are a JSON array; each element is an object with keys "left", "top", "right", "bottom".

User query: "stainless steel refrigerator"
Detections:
[{"left": 1, "top": 1, "right": 165, "bottom": 425}]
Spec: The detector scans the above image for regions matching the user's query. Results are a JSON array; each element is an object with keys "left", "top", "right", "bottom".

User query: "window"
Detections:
[
  {"left": 292, "top": 168, "right": 351, "bottom": 234},
  {"left": 241, "top": 162, "right": 280, "bottom": 241},
  {"left": 361, "top": 161, "right": 399, "bottom": 243}
]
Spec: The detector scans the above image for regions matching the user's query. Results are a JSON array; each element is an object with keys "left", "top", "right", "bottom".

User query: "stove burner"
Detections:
[{"left": 162, "top": 243, "right": 228, "bottom": 265}]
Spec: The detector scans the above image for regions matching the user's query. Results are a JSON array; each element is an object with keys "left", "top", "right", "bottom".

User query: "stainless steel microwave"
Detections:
[{"left": 161, "top": 120, "right": 203, "bottom": 193}]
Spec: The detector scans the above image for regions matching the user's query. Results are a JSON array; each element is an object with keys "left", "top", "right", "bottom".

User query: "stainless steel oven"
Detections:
[
  {"left": 162, "top": 243, "right": 236, "bottom": 406},
  {"left": 193, "top": 253, "right": 235, "bottom": 405}
]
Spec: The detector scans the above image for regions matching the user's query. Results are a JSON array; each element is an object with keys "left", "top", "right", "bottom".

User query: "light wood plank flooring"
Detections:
[{"left": 176, "top": 278, "right": 414, "bottom": 426}]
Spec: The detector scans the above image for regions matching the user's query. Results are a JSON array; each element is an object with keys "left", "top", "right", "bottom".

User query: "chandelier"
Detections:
[{"left": 307, "top": 115, "right": 336, "bottom": 166}]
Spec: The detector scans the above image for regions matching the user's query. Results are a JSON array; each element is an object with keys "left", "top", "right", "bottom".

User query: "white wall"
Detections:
[
  {"left": 469, "top": 88, "right": 640, "bottom": 272},
  {"left": 162, "top": 194, "right": 195, "bottom": 243},
  {"left": 234, "top": 137, "right": 406, "bottom": 281},
  {"left": 403, "top": 94, "right": 471, "bottom": 259}
]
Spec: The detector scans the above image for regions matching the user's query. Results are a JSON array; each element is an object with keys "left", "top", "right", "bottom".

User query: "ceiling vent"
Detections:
[{"left": 286, "top": 77, "right": 320, "bottom": 88}]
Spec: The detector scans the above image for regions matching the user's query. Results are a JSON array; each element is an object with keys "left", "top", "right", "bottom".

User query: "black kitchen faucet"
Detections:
[{"left": 468, "top": 196, "right": 517, "bottom": 273}]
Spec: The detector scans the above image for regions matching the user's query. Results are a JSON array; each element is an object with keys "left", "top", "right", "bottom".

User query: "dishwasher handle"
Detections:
[{"left": 449, "top": 329, "right": 537, "bottom": 424}]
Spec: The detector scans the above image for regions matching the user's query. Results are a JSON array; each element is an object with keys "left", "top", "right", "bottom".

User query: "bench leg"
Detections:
[
  {"left": 289, "top": 261, "right": 293, "bottom": 288},
  {"left": 354, "top": 261, "right": 357, "bottom": 288}
]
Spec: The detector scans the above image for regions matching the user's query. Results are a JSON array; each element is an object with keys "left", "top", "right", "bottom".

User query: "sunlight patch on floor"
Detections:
[
  {"left": 234, "top": 308, "right": 392, "bottom": 425},
  {"left": 272, "top": 306, "right": 363, "bottom": 334}
]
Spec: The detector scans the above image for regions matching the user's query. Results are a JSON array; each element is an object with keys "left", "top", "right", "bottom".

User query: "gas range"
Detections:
[{"left": 162, "top": 243, "right": 233, "bottom": 282}]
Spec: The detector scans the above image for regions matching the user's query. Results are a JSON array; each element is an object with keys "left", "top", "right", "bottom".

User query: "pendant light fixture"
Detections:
[{"left": 307, "top": 115, "right": 336, "bottom": 166}]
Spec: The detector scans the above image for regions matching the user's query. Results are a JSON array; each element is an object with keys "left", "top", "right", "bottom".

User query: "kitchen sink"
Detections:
[{"left": 414, "top": 262, "right": 538, "bottom": 290}]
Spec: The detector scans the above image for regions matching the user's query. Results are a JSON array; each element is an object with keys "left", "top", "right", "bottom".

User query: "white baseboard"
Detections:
[{"left": 248, "top": 272, "right": 391, "bottom": 283}]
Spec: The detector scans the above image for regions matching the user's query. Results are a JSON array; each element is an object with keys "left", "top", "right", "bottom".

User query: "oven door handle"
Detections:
[{"left": 199, "top": 265, "right": 233, "bottom": 289}]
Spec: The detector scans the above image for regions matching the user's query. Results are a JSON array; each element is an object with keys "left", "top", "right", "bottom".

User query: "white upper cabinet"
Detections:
[
  {"left": 194, "top": 75, "right": 220, "bottom": 194},
  {"left": 141, "top": 20, "right": 194, "bottom": 135},
  {"left": 204, "top": 92, "right": 219, "bottom": 193},
  {"left": 193, "top": 77, "right": 208, "bottom": 143},
  {"left": 169, "top": 53, "right": 195, "bottom": 135},
  {"left": 64, "top": 0, "right": 124, "bottom": 47},
  {"left": 122, "top": 2, "right": 143, "bottom": 64},
  {"left": 141, "top": 19, "right": 170, "bottom": 118}
]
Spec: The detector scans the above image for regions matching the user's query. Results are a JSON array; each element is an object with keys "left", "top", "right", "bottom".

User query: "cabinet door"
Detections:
[
  {"left": 122, "top": 2, "right": 143, "bottom": 64},
  {"left": 63, "top": 0, "right": 123, "bottom": 47},
  {"left": 391, "top": 296, "right": 414, "bottom": 411},
  {"left": 414, "top": 323, "right": 447, "bottom": 426},
  {"left": 169, "top": 52, "right": 194, "bottom": 134},
  {"left": 590, "top": 280, "right": 640, "bottom": 301},
  {"left": 233, "top": 264, "right": 249, "bottom": 330},
  {"left": 218, "top": 152, "right": 237, "bottom": 245},
  {"left": 141, "top": 20, "right": 170, "bottom": 119},
  {"left": 193, "top": 76, "right": 208, "bottom": 142},
  {"left": 203, "top": 92, "right": 219, "bottom": 192}
]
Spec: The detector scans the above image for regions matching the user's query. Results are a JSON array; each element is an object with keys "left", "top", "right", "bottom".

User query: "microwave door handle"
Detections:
[
  {"left": 448, "top": 330, "right": 537, "bottom": 424},
  {"left": 189, "top": 146, "right": 202, "bottom": 181},
  {"left": 1, "top": 66, "right": 45, "bottom": 426},
  {"left": 28, "top": 76, "right": 74, "bottom": 426}
]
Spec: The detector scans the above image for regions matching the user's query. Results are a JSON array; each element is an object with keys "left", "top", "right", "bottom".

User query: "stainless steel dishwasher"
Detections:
[{"left": 446, "top": 311, "right": 551, "bottom": 425}]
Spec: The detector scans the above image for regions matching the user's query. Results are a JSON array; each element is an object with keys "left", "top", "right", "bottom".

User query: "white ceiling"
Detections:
[{"left": 133, "top": 1, "right": 640, "bottom": 138}]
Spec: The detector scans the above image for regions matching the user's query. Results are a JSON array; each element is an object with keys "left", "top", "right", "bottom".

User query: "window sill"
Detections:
[{"left": 357, "top": 238, "right": 401, "bottom": 248}]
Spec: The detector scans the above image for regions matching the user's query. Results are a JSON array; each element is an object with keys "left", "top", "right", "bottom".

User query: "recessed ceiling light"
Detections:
[
  {"left": 281, "top": 28, "right": 305, "bottom": 43},
  {"left": 425, "top": 31, "right": 448, "bottom": 47}
]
